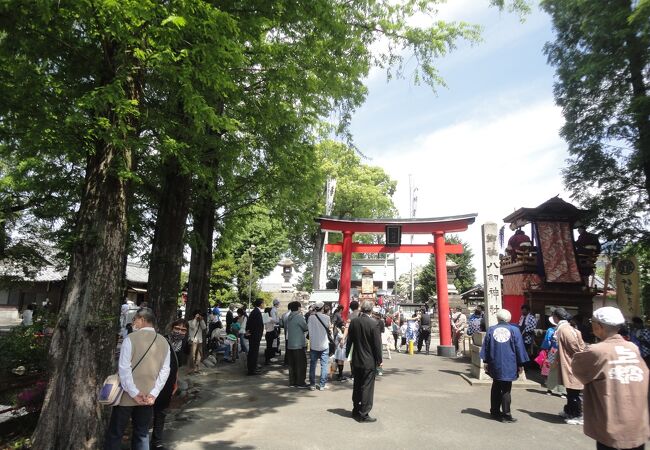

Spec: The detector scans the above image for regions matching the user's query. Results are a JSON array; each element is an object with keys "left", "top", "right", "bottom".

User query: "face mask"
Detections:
[{"left": 171, "top": 331, "right": 185, "bottom": 340}]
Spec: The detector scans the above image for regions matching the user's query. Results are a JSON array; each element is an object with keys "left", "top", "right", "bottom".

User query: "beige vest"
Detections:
[{"left": 120, "top": 330, "right": 168, "bottom": 406}]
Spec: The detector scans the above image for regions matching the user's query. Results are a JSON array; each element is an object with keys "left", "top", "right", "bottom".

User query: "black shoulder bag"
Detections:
[{"left": 314, "top": 313, "right": 336, "bottom": 356}]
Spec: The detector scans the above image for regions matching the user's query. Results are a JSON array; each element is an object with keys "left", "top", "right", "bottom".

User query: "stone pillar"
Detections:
[
  {"left": 469, "top": 332, "right": 490, "bottom": 380},
  {"left": 482, "top": 223, "right": 502, "bottom": 329}
]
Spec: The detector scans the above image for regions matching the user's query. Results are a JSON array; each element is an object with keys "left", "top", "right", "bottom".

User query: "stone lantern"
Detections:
[
  {"left": 278, "top": 257, "right": 295, "bottom": 293},
  {"left": 446, "top": 260, "right": 459, "bottom": 295}
]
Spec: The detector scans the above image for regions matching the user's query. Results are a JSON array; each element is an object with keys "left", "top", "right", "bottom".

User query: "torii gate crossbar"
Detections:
[{"left": 317, "top": 214, "right": 477, "bottom": 355}]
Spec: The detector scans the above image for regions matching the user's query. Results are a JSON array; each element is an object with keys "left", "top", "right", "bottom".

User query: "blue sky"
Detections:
[{"left": 347, "top": 2, "right": 572, "bottom": 278}]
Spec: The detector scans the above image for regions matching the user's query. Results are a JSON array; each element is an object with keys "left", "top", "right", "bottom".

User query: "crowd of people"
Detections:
[
  {"left": 106, "top": 298, "right": 650, "bottom": 450},
  {"left": 106, "top": 297, "right": 389, "bottom": 449},
  {"left": 481, "top": 305, "right": 649, "bottom": 450}
]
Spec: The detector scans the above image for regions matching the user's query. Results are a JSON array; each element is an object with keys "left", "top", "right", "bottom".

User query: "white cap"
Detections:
[
  {"left": 592, "top": 306, "right": 626, "bottom": 326},
  {"left": 313, "top": 301, "right": 324, "bottom": 310}
]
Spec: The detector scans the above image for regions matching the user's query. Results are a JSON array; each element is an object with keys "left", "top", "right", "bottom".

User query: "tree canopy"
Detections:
[
  {"left": 541, "top": 0, "right": 650, "bottom": 248},
  {"left": 415, "top": 235, "right": 476, "bottom": 303}
]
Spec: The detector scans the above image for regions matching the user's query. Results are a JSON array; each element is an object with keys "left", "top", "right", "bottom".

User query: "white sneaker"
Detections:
[
  {"left": 565, "top": 416, "right": 584, "bottom": 425},
  {"left": 559, "top": 411, "right": 569, "bottom": 418},
  {"left": 318, "top": 384, "right": 329, "bottom": 391}
]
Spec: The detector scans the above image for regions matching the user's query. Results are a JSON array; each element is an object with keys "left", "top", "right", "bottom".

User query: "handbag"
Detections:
[
  {"left": 99, "top": 333, "right": 158, "bottom": 406},
  {"left": 534, "top": 349, "right": 547, "bottom": 368},
  {"left": 546, "top": 346, "right": 558, "bottom": 366},
  {"left": 314, "top": 313, "right": 336, "bottom": 356}
]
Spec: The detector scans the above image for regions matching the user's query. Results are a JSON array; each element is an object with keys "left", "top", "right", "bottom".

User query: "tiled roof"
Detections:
[
  {"left": 125, "top": 262, "right": 149, "bottom": 284},
  {"left": 0, "top": 259, "right": 149, "bottom": 283}
]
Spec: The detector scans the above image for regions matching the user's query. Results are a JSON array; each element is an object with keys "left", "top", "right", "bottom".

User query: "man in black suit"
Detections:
[
  {"left": 245, "top": 299, "right": 265, "bottom": 375},
  {"left": 346, "top": 300, "right": 382, "bottom": 423},
  {"left": 417, "top": 308, "right": 432, "bottom": 354},
  {"left": 225, "top": 304, "right": 236, "bottom": 334}
]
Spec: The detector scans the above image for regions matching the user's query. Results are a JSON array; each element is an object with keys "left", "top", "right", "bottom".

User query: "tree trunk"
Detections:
[
  {"left": 31, "top": 38, "right": 139, "bottom": 449},
  {"left": 186, "top": 194, "right": 215, "bottom": 320},
  {"left": 0, "top": 217, "right": 6, "bottom": 257},
  {"left": 31, "top": 143, "right": 132, "bottom": 450},
  {"left": 311, "top": 230, "right": 323, "bottom": 290},
  {"left": 148, "top": 156, "right": 191, "bottom": 331}
]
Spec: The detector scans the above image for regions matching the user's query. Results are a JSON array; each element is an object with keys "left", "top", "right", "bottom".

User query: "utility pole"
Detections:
[
  {"left": 319, "top": 178, "right": 337, "bottom": 290},
  {"left": 409, "top": 175, "right": 418, "bottom": 302},
  {"left": 248, "top": 244, "right": 256, "bottom": 311}
]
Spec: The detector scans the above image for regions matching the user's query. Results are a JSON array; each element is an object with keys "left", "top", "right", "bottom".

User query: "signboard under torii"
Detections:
[
  {"left": 361, "top": 267, "right": 375, "bottom": 299},
  {"left": 482, "top": 222, "right": 502, "bottom": 328}
]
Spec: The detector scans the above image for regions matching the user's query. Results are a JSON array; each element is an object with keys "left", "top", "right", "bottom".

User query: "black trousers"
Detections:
[
  {"left": 597, "top": 443, "right": 644, "bottom": 450},
  {"left": 490, "top": 380, "right": 512, "bottom": 416},
  {"left": 264, "top": 330, "right": 277, "bottom": 363},
  {"left": 151, "top": 404, "right": 167, "bottom": 447},
  {"left": 248, "top": 337, "right": 261, "bottom": 374},
  {"left": 417, "top": 328, "right": 431, "bottom": 352},
  {"left": 352, "top": 367, "right": 376, "bottom": 419},
  {"left": 565, "top": 388, "right": 582, "bottom": 418},
  {"left": 287, "top": 348, "right": 307, "bottom": 386}
]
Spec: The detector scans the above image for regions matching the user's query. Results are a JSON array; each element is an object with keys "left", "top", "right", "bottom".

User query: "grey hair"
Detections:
[
  {"left": 496, "top": 309, "right": 511, "bottom": 323},
  {"left": 593, "top": 319, "right": 621, "bottom": 335},
  {"left": 134, "top": 307, "right": 156, "bottom": 326},
  {"left": 360, "top": 301, "right": 374, "bottom": 313}
]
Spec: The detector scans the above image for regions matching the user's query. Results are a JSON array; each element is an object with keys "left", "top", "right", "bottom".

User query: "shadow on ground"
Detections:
[
  {"left": 191, "top": 441, "right": 255, "bottom": 449},
  {"left": 460, "top": 407, "right": 495, "bottom": 421},
  {"left": 379, "top": 367, "right": 423, "bottom": 377},
  {"left": 438, "top": 368, "right": 470, "bottom": 377},
  {"left": 525, "top": 388, "right": 558, "bottom": 397},
  {"left": 327, "top": 408, "right": 353, "bottom": 418},
  {"left": 517, "top": 409, "right": 566, "bottom": 424},
  {"left": 166, "top": 358, "right": 302, "bottom": 448}
]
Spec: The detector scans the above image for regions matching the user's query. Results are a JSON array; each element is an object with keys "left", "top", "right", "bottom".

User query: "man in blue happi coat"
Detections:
[{"left": 480, "top": 308, "right": 529, "bottom": 423}]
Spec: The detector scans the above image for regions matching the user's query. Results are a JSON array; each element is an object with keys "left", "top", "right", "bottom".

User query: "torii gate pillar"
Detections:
[
  {"left": 434, "top": 231, "right": 455, "bottom": 357},
  {"left": 339, "top": 230, "right": 353, "bottom": 320}
]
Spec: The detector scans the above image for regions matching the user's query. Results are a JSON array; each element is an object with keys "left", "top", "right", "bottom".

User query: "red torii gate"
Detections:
[{"left": 317, "top": 214, "right": 477, "bottom": 357}]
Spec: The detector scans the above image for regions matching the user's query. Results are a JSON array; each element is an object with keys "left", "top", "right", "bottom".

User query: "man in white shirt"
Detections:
[
  {"left": 104, "top": 308, "right": 170, "bottom": 450},
  {"left": 119, "top": 299, "right": 130, "bottom": 336},
  {"left": 271, "top": 298, "right": 281, "bottom": 355},
  {"left": 307, "top": 301, "right": 331, "bottom": 391},
  {"left": 451, "top": 307, "right": 467, "bottom": 357}
]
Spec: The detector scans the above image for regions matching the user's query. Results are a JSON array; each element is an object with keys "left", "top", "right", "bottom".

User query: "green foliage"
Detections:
[
  {"left": 295, "top": 262, "right": 314, "bottom": 293},
  {"left": 209, "top": 256, "right": 238, "bottom": 306},
  {"left": 257, "top": 291, "right": 274, "bottom": 308},
  {"left": 292, "top": 140, "right": 399, "bottom": 287},
  {"left": 416, "top": 235, "right": 476, "bottom": 302},
  {"left": 213, "top": 204, "right": 290, "bottom": 301},
  {"left": 0, "top": 322, "right": 52, "bottom": 376},
  {"left": 541, "top": 0, "right": 650, "bottom": 248}
]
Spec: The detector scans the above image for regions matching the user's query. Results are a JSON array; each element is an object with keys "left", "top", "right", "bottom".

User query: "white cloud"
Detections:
[{"left": 374, "top": 99, "right": 570, "bottom": 277}]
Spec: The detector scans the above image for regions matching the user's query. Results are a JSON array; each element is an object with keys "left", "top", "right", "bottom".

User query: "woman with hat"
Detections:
[
  {"left": 553, "top": 307, "right": 586, "bottom": 425},
  {"left": 538, "top": 313, "right": 566, "bottom": 398}
]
